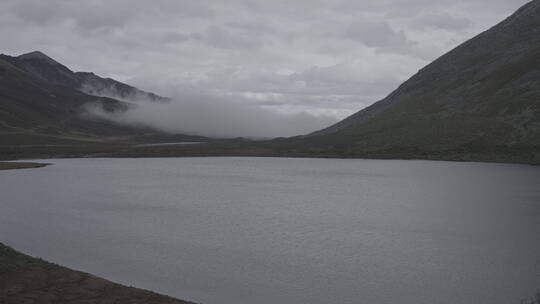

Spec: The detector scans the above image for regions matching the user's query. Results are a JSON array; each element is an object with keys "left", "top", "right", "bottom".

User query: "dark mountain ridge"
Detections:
[
  {"left": 0, "top": 51, "right": 168, "bottom": 102},
  {"left": 6, "top": 51, "right": 81, "bottom": 88}
]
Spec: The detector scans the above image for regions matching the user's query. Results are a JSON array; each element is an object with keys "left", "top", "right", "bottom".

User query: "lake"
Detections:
[{"left": 1, "top": 157, "right": 539, "bottom": 304}]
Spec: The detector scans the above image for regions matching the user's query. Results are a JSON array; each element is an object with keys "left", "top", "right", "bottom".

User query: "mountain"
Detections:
[
  {"left": 0, "top": 51, "right": 168, "bottom": 102},
  {"left": 4, "top": 51, "right": 81, "bottom": 88},
  {"left": 271, "top": 0, "right": 540, "bottom": 164},
  {"left": 0, "top": 54, "right": 135, "bottom": 144},
  {"left": 0, "top": 51, "right": 196, "bottom": 152}
]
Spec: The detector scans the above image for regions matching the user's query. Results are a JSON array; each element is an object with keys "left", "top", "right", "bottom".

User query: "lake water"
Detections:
[{"left": 1, "top": 157, "right": 539, "bottom": 304}]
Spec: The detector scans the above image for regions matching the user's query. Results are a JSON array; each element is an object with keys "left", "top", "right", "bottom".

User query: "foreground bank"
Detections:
[
  {"left": 0, "top": 242, "right": 194, "bottom": 304},
  {"left": 0, "top": 161, "right": 49, "bottom": 170}
]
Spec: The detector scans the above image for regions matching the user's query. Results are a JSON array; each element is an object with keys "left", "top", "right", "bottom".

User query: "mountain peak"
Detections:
[
  {"left": 17, "top": 51, "right": 59, "bottom": 65},
  {"left": 518, "top": 0, "right": 540, "bottom": 15},
  {"left": 497, "top": 0, "right": 540, "bottom": 28}
]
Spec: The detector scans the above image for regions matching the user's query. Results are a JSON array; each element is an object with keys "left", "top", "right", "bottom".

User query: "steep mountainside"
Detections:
[
  {"left": 274, "top": 0, "right": 540, "bottom": 164},
  {"left": 0, "top": 51, "right": 168, "bottom": 102}
]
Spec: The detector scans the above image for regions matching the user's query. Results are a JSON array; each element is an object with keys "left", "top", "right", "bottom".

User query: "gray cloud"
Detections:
[
  {"left": 0, "top": 0, "right": 531, "bottom": 137},
  {"left": 410, "top": 13, "right": 472, "bottom": 31},
  {"left": 343, "top": 20, "right": 415, "bottom": 54},
  {"left": 200, "top": 25, "right": 264, "bottom": 50}
]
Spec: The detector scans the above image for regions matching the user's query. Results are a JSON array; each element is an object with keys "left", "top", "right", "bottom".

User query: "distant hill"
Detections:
[{"left": 270, "top": 0, "right": 540, "bottom": 164}]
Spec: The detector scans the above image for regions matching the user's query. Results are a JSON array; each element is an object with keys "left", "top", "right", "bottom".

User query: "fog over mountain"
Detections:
[
  {"left": 87, "top": 91, "right": 336, "bottom": 138},
  {"left": 0, "top": 0, "right": 530, "bottom": 137}
]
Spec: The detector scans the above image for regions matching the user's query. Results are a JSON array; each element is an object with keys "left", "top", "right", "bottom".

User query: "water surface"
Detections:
[{"left": 1, "top": 157, "right": 539, "bottom": 304}]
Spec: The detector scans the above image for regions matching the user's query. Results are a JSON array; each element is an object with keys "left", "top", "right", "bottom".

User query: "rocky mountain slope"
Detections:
[{"left": 273, "top": 0, "right": 540, "bottom": 164}]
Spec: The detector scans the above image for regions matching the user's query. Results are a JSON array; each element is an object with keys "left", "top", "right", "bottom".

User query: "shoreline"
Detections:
[
  {"left": 0, "top": 161, "right": 50, "bottom": 170},
  {"left": 2, "top": 140, "right": 538, "bottom": 166},
  {"left": 0, "top": 242, "right": 195, "bottom": 304},
  {"left": 3, "top": 154, "right": 539, "bottom": 167}
]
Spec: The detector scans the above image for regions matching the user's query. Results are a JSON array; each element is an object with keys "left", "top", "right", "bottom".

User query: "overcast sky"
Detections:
[{"left": 0, "top": 0, "right": 531, "bottom": 136}]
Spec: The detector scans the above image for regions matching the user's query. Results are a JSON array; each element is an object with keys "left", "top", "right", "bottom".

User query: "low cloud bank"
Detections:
[{"left": 86, "top": 90, "right": 337, "bottom": 139}]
